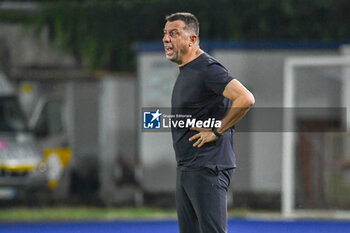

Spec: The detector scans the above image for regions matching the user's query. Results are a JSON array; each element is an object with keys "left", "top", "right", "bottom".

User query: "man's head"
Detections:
[{"left": 163, "top": 12, "right": 200, "bottom": 65}]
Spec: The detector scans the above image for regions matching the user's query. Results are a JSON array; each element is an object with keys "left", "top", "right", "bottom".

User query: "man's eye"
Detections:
[{"left": 170, "top": 31, "right": 178, "bottom": 37}]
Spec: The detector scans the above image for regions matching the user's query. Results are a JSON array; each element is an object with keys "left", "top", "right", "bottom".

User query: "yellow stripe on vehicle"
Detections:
[{"left": 0, "top": 164, "right": 36, "bottom": 172}]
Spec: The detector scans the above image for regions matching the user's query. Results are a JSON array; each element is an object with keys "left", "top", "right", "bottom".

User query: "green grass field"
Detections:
[
  {"left": 0, "top": 207, "right": 260, "bottom": 221},
  {"left": 0, "top": 207, "right": 176, "bottom": 221}
]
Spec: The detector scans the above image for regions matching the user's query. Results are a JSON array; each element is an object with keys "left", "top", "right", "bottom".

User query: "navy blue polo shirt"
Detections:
[{"left": 171, "top": 52, "right": 236, "bottom": 170}]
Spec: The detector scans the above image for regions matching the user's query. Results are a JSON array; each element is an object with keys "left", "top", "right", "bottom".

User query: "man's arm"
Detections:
[
  {"left": 217, "top": 79, "right": 255, "bottom": 134},
  {"left": 189, "top": 79, "right": 254, "bottom": 148}
]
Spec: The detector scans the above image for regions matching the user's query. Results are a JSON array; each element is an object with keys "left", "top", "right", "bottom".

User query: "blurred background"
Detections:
[{"left": 0, "top": 0, "right": 350, "bottom": 219}]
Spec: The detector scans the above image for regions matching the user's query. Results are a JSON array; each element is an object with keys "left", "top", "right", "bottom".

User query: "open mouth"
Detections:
[{"left": 164, "top": 45, "right": 174, "bottom": 56}]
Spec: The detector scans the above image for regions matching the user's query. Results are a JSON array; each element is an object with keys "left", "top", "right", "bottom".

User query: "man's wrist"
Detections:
[{"left": 212, "top": 128, "right": 222, "bottom": 138}]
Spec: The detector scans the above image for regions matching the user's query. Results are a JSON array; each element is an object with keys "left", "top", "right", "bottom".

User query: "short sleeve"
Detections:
[{"left": 203, "top": 63, "right": 234, "bottom": 95}]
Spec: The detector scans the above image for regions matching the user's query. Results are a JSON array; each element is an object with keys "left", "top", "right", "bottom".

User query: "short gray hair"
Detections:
[{"left": 165, "top": 12, "right": 199, "bottom": 36}]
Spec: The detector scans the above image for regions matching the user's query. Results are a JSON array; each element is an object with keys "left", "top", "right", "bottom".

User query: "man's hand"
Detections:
[{"left": 189, "top": 127, "right": 218, "bottom": 148}]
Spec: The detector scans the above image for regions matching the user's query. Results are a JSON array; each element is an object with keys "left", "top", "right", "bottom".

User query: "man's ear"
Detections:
[{"left": 190, "top": 34, "right": 198, "bottom": 45}]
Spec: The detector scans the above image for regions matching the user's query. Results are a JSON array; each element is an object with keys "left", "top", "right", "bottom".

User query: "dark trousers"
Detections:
[{"left": 176, "top": 167, "right": 234, "bottom": 233}]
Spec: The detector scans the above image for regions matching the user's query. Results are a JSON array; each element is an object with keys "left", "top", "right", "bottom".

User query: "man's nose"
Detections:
[{"left": 163, "top": 34, "right": 170, "bottom": 43}]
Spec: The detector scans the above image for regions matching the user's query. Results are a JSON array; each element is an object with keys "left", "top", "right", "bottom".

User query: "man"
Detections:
[{"left": 163, "top": 12, "right": 255, "bottom": 233}]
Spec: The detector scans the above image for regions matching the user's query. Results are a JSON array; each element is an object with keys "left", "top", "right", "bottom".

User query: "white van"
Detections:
[{"left": 0, "top": 72, "right": 63, "bottom": 200}]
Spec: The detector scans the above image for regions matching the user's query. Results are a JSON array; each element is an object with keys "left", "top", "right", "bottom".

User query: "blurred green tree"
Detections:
[{"left": 1, "top": 0, "right": 349, "bottom": 71}]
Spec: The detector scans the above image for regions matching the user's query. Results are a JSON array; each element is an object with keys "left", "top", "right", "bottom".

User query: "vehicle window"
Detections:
[
  {"left": 35, "top": 101, "right": 63, "bottom": 137},
  {"left": 0, "top": 97, "right": 28, "bottom": 132}
]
